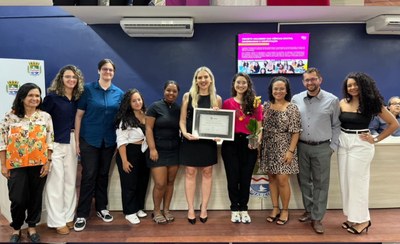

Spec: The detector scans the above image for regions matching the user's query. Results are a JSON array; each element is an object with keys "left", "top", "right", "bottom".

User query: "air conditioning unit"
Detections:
[
  {"left": 120, "top": 17, "right": 194, "bottom": 37},
  {"left": 366, "top": 15, "right": 400, "bottom": 35}
]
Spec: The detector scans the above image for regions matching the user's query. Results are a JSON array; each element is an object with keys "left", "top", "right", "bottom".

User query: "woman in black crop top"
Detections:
[{"left": 338, "top": 72, "right": 399, "bottom": 234}]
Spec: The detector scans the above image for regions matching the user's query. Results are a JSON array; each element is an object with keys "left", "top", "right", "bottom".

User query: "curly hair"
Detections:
[
  {"left": 342, "top": 72, "right": 384, "bottom": 118},
  {"left": 231, "top": 72, "right": 257, "bottom": 115},
  {"left": 115, "top": 89, "right": 146, "bottom": 130},
  {"left": 12, "top": 83, "right": 42, "bottom": 118},
  {"left": 268, "top": 76, "right": 292, "bottom": 103},
  {"left": 47, "top": 65, "right": 84, "bottom": 100}
]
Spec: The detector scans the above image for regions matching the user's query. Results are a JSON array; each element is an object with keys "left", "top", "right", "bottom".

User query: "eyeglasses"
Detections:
[
  {"left": 390, "top": 103, "right": 400, "bottom": 106},
  {"left": 303, "top": 77, "right": 319, "bottom": 83},
  {"left": 101, "top": 68, "right": 114, "bottom": 72},
  {"left": 63, "top": 75, "right": 78, "bottom": 80}
]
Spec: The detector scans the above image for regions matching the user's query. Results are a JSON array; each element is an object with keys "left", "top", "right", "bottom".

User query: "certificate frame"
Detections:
[{"left": 192, "top": 108, "right": 235, "bottom": 141}]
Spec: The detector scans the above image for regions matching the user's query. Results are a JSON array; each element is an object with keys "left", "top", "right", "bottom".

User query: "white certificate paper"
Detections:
[{"left": 192, "top": 108, "right": 235, "bottom": 141}]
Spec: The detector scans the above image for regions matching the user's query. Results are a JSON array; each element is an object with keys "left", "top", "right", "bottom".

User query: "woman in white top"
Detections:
[{"left": 115, "top": 89, "right": 150, "bottom": 225}]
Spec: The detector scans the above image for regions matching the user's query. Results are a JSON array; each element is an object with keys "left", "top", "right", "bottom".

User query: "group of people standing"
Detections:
[{"left": 1, "top": 60, "right": 399, "bottom": 243}]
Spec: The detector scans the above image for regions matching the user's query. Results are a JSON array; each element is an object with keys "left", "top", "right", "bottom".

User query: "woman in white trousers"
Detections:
[
  {"left": 42, "top": 65, "right": 84, "bottom": 235},
  {"left": 337, "top": 72, "right": 398, "bottom": 235}
]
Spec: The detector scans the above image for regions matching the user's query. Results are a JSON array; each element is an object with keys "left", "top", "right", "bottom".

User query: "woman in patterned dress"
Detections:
[
  {"left": 260, "top": 76, "right": 301, "bottom": 225},
  {"left": 0, "top": 83, "right": 54, "bottom": 243}
]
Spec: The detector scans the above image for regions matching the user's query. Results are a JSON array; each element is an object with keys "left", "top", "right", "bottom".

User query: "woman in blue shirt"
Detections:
[
  {"left": 73, "top": 59, "right": 124, "bottom": 232},
  {"left": 42, "top": 65, "right": 84, "bottom": 235}
]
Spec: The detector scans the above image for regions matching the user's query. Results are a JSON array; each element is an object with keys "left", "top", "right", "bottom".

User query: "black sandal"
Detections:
[
  {"left": 9, "top": 230, "right": 21, "bottom": 243},
  {"left": 342, "top": 221, "right": 353, "bottom": 229},
  {"left": 266, "top": 206, "right": 280, "bottom": 223},
  {"left": 276, "top": 209, "right": 289, "bottom": 225},
  {"left": 27, "top": 231, "right": 40, "bottom": 243}
]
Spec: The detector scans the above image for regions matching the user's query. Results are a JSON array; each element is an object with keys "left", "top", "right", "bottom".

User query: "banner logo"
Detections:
[
  {"left": 27, "top": 61, "right": 42, "bottom": 76},
  {"left": 6, "top": 80, "right": 20, "bottom": 95},
  {"left": 250, "top": 175, "right": 270, "bottom": 198},
  {"left": 250, "top": 162, "right": 270, "bottom": 198}
]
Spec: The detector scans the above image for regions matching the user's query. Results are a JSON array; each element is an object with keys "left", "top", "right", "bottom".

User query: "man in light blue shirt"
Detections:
[
  {"left": 292, "top": 67, "right": 341, "bottom": 234},
  {"left": 369, "top": 96, "right": 400, "bottom": 137}
]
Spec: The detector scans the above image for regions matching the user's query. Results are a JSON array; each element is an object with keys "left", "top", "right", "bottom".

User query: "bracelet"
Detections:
[{"left": 288, "top": 149, "right": 295, "bottom": 154}]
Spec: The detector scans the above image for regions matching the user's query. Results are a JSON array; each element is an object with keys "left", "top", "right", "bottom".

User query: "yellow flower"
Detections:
[{"left": 253, "top": 96, "right": 261, "bottom": 108}]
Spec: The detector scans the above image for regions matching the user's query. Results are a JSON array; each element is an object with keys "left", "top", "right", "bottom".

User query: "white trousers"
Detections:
[
  {"left": 337, "top": 131, "right": 374, "bottom": 223},
  {"left": 45, "top": 133, "right": 78, "bottom": 228}
]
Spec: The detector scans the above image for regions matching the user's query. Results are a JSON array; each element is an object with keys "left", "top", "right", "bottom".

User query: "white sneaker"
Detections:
[
  {"left": 136, "top": 210, "right": 147, "bottom": 218},
  {"left": 240, "top": 211, "right": 251, "bottom": 224},
  {"left": 74, "top": 218, "right": 86, "bottom": 232},
  {"left": 231, "top": 211, "right": 241, "bottom": 223},
  {"left": 125, "top": 213, "right": 140, "bottom": 224},
  {"left": 96, "top": 210, "right": 113, "bottom": 222}
]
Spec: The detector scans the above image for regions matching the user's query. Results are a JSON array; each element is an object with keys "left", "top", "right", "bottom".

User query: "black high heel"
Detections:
[
  {"left": 347, "top": 221, "right": 371, "bottom": 234},
  {"left": 199, "top": 204, "right": 208, "bottom": 223},
  {"left": 199, "top": 216, "right": 208, "bottom": 223},
  {"left": 188, "top": 218, "right": 196, "bottom": 225},
  {"left": 188, "top": 209, "right": 196, "bottom": 225}
]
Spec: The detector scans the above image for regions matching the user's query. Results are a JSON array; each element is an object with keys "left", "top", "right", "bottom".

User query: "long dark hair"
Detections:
[
  {"left": 342, "top": 72, "right": 384, "bottom": 118},
  {"left": 231, "top": 72, "right": 257, "bottom": 115},
  {"left": 115, "top": 89, "right": 146, "bottom": 130},
  {"left": 12, "top": 83, "right": 42, "bottom": 118},
  {"left": 268, "top": 76, "right": 292, "bottom": 103}
]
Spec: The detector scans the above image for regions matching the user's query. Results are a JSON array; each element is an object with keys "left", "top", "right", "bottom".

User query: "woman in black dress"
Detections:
[
  {"left": 179, "top": 66, "right": 222, "bottom": 224},
  {"left": 145, "top": 81, "right": 181, "bottom": 224}
]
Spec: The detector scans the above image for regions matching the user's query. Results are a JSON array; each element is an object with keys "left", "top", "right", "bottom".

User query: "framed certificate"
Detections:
[{"left": 192, "top": 108, "right": 235, "bottom": 141}]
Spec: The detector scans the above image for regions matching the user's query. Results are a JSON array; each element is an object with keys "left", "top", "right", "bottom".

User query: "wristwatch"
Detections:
[{"left": 373, "top": 137, "right": 379, "bottom": 143}]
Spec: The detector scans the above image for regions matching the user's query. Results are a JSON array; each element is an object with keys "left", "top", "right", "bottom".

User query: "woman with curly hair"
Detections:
[
  {"left": 42, "top": 65, "right": 84, "bottom": 235},
  {"left": 221, "top": 72, "right": 262, "bottom": 224},
  {"left": 115, "top": 89, "right": 149, "bottom": 225},
  {"left": 338, "top": 72, "right": 399, "bottom": 234}
]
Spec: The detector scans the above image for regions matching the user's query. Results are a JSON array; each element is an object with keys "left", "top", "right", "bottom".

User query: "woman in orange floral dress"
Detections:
[{"left": 0, "top": 83, "right": 53, "bottom": 243}]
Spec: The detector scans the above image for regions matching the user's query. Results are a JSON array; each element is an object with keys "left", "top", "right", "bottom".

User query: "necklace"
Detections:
[
  {"left": 234, "top": 97, "right": 246, "bottom": 121},
  {"left": 237, "top": 104, "right": 246, "bottom": 121}
]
